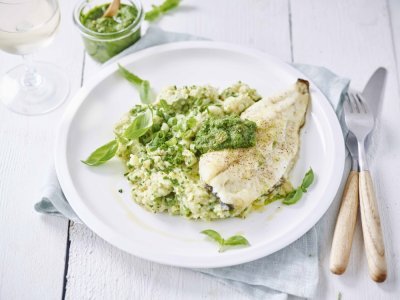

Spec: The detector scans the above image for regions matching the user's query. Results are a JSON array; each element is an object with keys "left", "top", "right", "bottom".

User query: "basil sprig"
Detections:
[
  {"left": 282, "top": 168, "right": 314, "bottom": 205},
  {"left": 145, "top": 0, "right": 181, "bottom": 22},
  {"left": 124, "top": 108, "right": 153, "bottom": 139},
  {"left": 201, "top": 229, "right": 250, "bottom": 252},
  {"left": 118, "top": 64, "right": 154, "bottom": 104},
  {"left": 81, "top": 140, "right": 118, "bottom": 166},
  {"left": 81, "top": 108, "right": 153, "bottom": 166}
]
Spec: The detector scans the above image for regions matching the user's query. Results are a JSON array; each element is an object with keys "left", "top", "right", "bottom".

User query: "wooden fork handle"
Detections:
[
  {"left": 359, "top": 170, "right": 387, "bottom": 282},
  {"left": 330, "top": 171, "right": 359, "bottom": 274}
]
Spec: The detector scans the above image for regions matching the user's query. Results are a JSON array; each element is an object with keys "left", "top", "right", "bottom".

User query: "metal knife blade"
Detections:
[
  {"left": 361, "top": 67, "right": 387, "bottom": 119},
  {"left": 344, "top": 67, "right": 386, "bottom": 169}
]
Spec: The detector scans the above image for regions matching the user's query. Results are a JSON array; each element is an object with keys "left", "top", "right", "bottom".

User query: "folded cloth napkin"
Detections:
[{"left": 35, "top": 26, "right": 349, "bottom": 299}]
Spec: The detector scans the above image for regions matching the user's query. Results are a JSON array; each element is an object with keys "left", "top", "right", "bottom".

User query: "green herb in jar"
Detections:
[
  {"left": 80, "top": 4, "right": 138, "bottom": 33},
  {"left": 78, "top": 3, "right": 141, "bottom": 62}
]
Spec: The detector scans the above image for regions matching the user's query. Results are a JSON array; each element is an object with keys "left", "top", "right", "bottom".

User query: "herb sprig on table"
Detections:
[
  {"left": 201, "top": 229, "right": 250, "bottom": 252},
  {"left": 145, "top": 0, "right": 181, "bottom": 22}
]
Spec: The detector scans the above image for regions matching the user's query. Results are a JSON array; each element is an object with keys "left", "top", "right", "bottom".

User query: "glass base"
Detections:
[{"left": 0, "top": 62, "right": 70, "bottom": 116}]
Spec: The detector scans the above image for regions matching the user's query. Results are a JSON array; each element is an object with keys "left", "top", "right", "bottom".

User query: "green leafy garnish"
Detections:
[
  {"left": 118, "top": 64, "right": 154, "bottom": 104},
  {"left": 81, "top": 140, "right": 118, "bottom": 166},
  {"left": 123, "top": 108, "right": 153, "bottom": 139},
  {"left": 201, "top": 229, "right": 250, "bottom": 252},
  {"left": 145, "top": 0, "right": 181, "bottom": 22},
  {"left": 82, "top": 109, "right": 152, "bottom": 166},
  {"left": 282, "top": 188, "right": 303, "bottom": 205},
  {"left": 300, "top": 168, "right": 314, "bottom": 192},
  {"left": 282, "top": 168, "right": 314, "bottom": 205}
]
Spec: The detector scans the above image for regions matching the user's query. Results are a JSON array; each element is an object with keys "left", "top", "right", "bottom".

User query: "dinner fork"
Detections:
[{"left": 343, "top": 93, "right": 387, "bottom": 282}]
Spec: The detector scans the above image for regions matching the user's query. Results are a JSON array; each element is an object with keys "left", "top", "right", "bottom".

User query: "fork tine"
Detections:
[
  {"left": 349, "top": 93, "right": 360, "bottom": 113},
  {"left": 355, "top": 94, "right": 368, "bottom": 114},
  {"left": 343, "top": 98, "right": 352, "bottom": 114}
]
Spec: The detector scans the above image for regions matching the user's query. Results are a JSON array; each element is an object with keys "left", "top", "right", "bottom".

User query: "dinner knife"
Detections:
[
  {"left": 362, "top": 67, "right": 387, "bottom": 120},
  {"left": 330, "top": 68, "right": 387, "bottom": 275}
]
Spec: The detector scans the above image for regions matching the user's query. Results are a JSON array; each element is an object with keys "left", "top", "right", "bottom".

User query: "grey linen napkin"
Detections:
[{"left": 35, "top": 26, "right": 350, "bottom": 299}]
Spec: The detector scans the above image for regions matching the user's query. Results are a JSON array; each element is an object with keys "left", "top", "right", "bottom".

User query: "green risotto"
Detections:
[{"left": 114, "top": 83, "right": 292, "bottom": 220}]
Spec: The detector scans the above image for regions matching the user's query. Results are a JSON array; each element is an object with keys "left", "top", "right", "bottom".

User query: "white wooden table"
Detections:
[{"left": 1, "top": 1, "right": 400, "bottom": 299}]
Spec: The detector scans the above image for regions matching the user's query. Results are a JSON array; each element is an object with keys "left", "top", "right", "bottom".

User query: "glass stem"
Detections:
[{"left": 22, "top": 55, "right": 42, "bottom": 88}]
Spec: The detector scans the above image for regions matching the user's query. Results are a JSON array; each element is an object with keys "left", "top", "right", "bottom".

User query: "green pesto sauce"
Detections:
[
  {"left": 80, "top": 4, "right": 138, "bottom": 33},
  {"left": 194, "top": 116, "right": 257, "bottom": 154}
]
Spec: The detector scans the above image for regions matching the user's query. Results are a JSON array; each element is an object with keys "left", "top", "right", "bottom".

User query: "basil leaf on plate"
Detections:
[
  {"left": 118, "top": 64, "right": 142, "bottom": 85},
  {"left": 301, "top": 168, "right": 314, "bottom": 192},
  {"left": 282, "top": 188, "right": 303, "bottom": 205},
  {"left": 281, "top": 167, "right": 315, "bottom": 205},
  {"left": 81, "top": 140, "right": 118, "bottom": 166},
  {"left": 124, "top": 108, "right": 153, "bottom": 140},
  {"left": 201, "top": 229, "right": 224, "bottom": 245},
  {"left": 145, "top": 0, "right": 181, "bottom": 22},
  {"left": 201, "top": 230, "right": 250, "bottom": 252},
  {"left": 118, "top": 64, "right": 154, "bottom": 104},
  {"left": 224, "top": 235, "right": 250, "bottom": 247},
  {"left": 138, "top": 80, "right": 152, "bottom": 105}
]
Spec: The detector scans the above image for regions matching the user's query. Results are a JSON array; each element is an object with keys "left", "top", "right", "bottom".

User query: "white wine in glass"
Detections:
[{"left": 0, "top": 0, "right": 69, "bottom": 115}]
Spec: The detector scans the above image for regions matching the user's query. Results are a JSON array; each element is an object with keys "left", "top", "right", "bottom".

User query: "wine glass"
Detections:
[{"left": 0, "top": 0, "right": 69, "bottom": 115}]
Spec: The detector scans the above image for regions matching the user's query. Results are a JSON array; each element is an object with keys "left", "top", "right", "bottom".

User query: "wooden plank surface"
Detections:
[
  {"left": 1, "top": 0, "right": 399, "bottom": 299},
  {"left": 64, "top": 1, "right": 291, "bottom": 299},
  {"left": 0, "top": 0, "right": 83, "bottom": 299},
  {"left": 388, "top": 0, "right": 400, "bottom": 86},
  {"left": 290, "top": 0, "right": 400, "bottom": 298}
]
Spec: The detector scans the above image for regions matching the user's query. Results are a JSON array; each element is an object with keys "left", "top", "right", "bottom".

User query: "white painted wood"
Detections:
[
  {"left": 388, "top": 0, "right": 400, "bottom": 87},
  {"left": 65, "top": 1, "right": 291, "bottom": 299},
  {"left": 2, "top": 0, "right": 400, "bottom": 299},
  {"left": 290, "top": 0, "right": 400, "bottom": 298},
  {"left": 0, "top": 1, "right": 84, "bottom": 299}
]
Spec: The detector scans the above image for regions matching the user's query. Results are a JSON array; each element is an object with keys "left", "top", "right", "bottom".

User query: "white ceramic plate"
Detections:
[{"left": 55, "top": 41, "right": 344, "bottom": 268}]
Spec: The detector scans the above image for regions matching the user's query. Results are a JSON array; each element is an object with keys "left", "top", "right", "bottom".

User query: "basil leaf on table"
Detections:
[
  {"left": 145, "top": 0, "right": 181, "bottom": 22},
  {"left": 124, "top": 108, "right": 153, "bottom": 139},
  {"left": 118, "top": 64, "right": 154, "bottom": 104},
  {"left": 81, "top": 140, "right": 118, "bottom": 166}
]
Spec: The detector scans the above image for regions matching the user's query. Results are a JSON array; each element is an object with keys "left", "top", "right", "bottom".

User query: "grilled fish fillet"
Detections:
[{"left": 199, "top": 79, "right": 310, "bottom": 212}]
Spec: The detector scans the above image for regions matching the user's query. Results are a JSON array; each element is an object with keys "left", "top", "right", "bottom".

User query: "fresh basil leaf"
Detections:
[
  {"left": 118, "top": 64, "right": 154, "bottom": 104},
  {"left": 118, "top": 64, "right": 143, "bottom": 85},
  {"left": 145, "top": 0, "right": 181, "bottom": 22},
  {"left": 124, "top": 108, "right": 153, "bottom": 140},
  {"left": 282, "top": 188, "right": 303, "bottom": 205},
  {"left": 201, "top": 229, "right": 224, "bottom": 245},
  {"left": 81, "top": 140, "right": 118, "bottom": 166},
  {"left": 224, "top": 235, "right": 250, "bottom": 247},
  {"left": 301, "top": 168, "right": 314, "bottom": 192},
  {"left": 138, "top": 80, "right": 153, "bottom": 105},
  {"left": 159, "top": 99, "right": 169, "bottom": 110}
]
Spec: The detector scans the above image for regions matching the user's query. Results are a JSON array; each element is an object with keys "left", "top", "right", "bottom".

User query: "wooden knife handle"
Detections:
[
  {"left": 330, "top": 171, "right": 359, "bottom": 275},
  {"left": 359, "top": 170, "right": 387, "bottom": 282}
]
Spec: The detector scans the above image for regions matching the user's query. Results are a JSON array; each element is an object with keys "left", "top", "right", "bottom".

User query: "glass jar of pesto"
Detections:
[{"left": 73, "top": 0, "right": 143, "bottom": 63}]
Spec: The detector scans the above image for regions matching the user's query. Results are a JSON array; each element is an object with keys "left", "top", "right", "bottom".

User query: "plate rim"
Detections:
[{"left": 55, "top": 41, "right": 345, "bottom": 268}]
